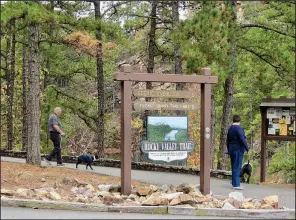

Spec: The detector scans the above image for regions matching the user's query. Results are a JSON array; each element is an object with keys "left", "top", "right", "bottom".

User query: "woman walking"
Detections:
[{"left": 227, "top": 115, "right": 249, "bottom": 190}]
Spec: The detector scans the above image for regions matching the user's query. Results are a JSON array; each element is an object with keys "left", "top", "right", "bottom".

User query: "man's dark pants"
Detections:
[
  {"left": 46, "top": 132, "right": 62, "bottom": 164},
  {"left": 229, "top": 146, "right": 244, "bottom": 187}
]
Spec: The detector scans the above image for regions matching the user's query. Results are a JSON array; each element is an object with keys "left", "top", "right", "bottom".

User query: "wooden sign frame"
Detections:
[
  {"left": 259, "top": 97, "right": 296, "bottom": 183},
  {"left": 114, "top": 64, "right": 218, "bottom": 195}
]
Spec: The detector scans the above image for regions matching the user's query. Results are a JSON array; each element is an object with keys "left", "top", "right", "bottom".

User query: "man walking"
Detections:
[{"left": 44, "top": 107, "right": 65, "bottom": 166}]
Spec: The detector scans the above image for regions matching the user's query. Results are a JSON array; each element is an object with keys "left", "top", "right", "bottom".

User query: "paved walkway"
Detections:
[
  {"left": 1, "top": 207, "right": 246, "bottom": 219},
  {"left": 1, "top": 157, "right": 295, "bottom": 209}
]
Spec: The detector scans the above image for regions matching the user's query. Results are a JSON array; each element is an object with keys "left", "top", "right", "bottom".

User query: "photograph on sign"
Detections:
[{"left": 146, "top": 116, "right": 188, "bottom": 141}]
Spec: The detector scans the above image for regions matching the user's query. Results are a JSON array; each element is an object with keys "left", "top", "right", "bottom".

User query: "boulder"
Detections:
[
  {"left": 49, "top": 191, "right": 61, "bottom": 200},
  {"left": 263, "top": 195, "right": 279, "bottom": 209},
  {"left": 241, "top": 202, "right": 255, "bottom": 209},
  {"left": 222, "top": 202, "right": 235, "bottom": 209},
  {"left": 137, "top": 186, "right": 151, "bottom": 196},
  {"left": 176, "top": 183, "right": 192, "bottom": 194},
  {"left": 103, "top": 195, "right": 124, "bottom": 205}
]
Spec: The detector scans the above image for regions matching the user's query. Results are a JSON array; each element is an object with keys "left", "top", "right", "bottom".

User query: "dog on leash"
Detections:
[
  {"left": 76, "top": 154, "right": 98, "bottom": 170},
  {"left": 240, "top": 160, "right": 252, "bottom": 184}
]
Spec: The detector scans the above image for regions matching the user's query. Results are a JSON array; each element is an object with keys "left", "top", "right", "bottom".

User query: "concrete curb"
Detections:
[
  {"left": 1, "top": 198, "right": 295, "bottom": 219},
  {"left": 168, "top": 206, "right": 296, "bottom": 219}
]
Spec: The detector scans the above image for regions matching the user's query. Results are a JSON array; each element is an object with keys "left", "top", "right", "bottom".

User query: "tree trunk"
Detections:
[
  {"left": 147, "top": 0, "right": 157, "bottom": 85},
  {"left": 6, "top": 19, "right": 16, "bottom": 150},
  {"left": 26, "top": 21, "right": 41, "bottom": 165},
  {"left": 94, "top": 1, "right": 104, "bottom": 158},
  {"left": 217, "top": 2, "right": 237, "bottom": 170},
  {"left": 210, "top": 88, "right": 216, "bottom": 169},
  {"left": 22, "top": 44, "right": 28, "bottom": 151},
  {"left": 172, "top": 1, "right": 182, "bottom": 77}
]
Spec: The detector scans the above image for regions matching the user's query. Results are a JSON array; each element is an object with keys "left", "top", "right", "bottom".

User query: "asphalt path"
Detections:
[{"left": 1, "top": 157, "right": 294, "bottom": 209}]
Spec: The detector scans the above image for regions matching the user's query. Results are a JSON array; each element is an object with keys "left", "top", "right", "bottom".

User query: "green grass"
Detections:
[{"left": 175, "top": 130, "right": 188, "bottom": 141}]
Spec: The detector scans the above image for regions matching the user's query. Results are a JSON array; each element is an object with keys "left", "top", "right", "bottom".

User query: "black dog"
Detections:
[
  {"left": 76, "top": 154, "right": 97, "bottom": 170},
  {"left": 240, "top": 160, "right": 252, "bottom": 184}
]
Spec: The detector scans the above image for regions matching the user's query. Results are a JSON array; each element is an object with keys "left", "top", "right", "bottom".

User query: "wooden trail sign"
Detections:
[
  {"left": 133, "top": 89, "right": 195, "bottom": 98},
  {"left": 114, "top": 64, "right": 218, "bottom": 196},
  {"left": 134, "top": 101, "right": 198, "bottom": 111}
]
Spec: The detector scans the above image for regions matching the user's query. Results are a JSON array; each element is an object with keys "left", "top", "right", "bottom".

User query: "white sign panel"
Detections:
[{"left": 148, "top": 151, "right": 188, "bottom": 162}]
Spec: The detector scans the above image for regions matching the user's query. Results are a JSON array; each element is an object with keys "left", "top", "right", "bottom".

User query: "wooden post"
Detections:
[
  {"left": 200, "top": 68, "right": 212, "bottom": 195},
  {"left": 120, "top": 65, "right": 132, "bottom": 195},
  {"left": 260, "top": 108, "right": 267, "bottom": 183}
]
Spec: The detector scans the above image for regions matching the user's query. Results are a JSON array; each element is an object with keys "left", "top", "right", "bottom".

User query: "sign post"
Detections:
[{"left": 114, "top": 64, "right": 218, "bottom": 195}]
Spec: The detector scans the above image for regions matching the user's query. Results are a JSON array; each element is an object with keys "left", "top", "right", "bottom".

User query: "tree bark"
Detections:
[
  {"left": 217, "top": 1, "right": 237, "bottom": 170},
  {"left": 22, "top": 44, "right": 28, "bottom": 151},
  {"left": 26, "top": 20, "right": 41, "bottom": 165},
  {"left": 172, "top": 1, "right": 182, "bottom": 77},
  {"left": 94, "top": 1, "right": 104, "bottom": 158},
  {"left": 6, "top": 19, "right": 16, "bottom": 150}
]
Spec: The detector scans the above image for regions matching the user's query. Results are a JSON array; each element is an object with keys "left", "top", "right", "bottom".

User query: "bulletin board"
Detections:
[{"left": 259, "top": 97, "right": 296, "bottom": 183}]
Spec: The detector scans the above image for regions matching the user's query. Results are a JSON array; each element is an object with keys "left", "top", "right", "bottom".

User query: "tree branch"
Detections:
[{"left": 240, "top": 24, "right": 295, "bottom": 38}]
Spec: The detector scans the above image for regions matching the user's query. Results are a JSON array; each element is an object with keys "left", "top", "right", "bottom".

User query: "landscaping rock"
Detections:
[
  {"left": 92, "top": 197, "right": 103, "bottom": 204},
  {"left": 158, "top": 184, "right": 169, "bottom": 193},
  {"left": 179, "top": 194, "right": 195, "bottom": 204},
  {"left": 41, "top": 178, "right": 46, "bottom": 182},
  {"left": 103, "top": 195, "right": 124, "bottom": 205},
  {"left": 214, "top": 194, "right": 228, "bottom": 201},
  {"left": 62, "top": 177, "right": 71, "bottom": 185},
  {"left": 16, "top": 188, "right": 28, "bottom": 197},
  {"left": 82, "top": 189, "right": 93, "bottom": 198},
  {"left": 176, "top": 183, "right": 192, "bottom": 194},
  {"left": 263, "top": 195, "right": 279, "bottom": 209},
  {"left": 142, "top": 196, "right": 169, "bottom": 206},
  {"left": 128, "top": 194, "right": 138, "bottom": 201},
  {"left": 229, "top": 191, "right": 244, "bottom": 202},
  {"left": 71, "top": 187, "right": 79, "bottom": 194},
  {"left": 168, "top": 185, "right": 176, "bottom": 193},
  {"left": 196, "top": 196, "right": 210, "bottom": 203},
  {"left": 227, "top": 197, "right": 241, "bottom": 209},
  {"left": 150, "top": 185, "right": 159, "bottom": 192},
  {"left": 85, "top": 184, "right": 95, "bottom": 192},
  {"left": 74, "top": 178, "right": 88, "bottom": 187},
  {"left": 252, "top": 199, "right": 262, "bottom": 209},
  {"left": 49, "top": 191, "right": 61, "bottom": 200},
  {"left": 98, "top": 184, "right": 113, "bottom": 192},
  {"left": 241, "top": 202, "right": 255, "bottom": 209},
  {"left": 1, "top": 189, "right": 15, "bottom": 196},
  {"left": 137, "top": 186, "right": 151, "bottom": 196},
  {"left": 222, "top": 202, "right": 235, "bottom": 209},
  {"left": 97, "top": 191, "right": 111, "bottom": 197},
  {"left": 162, "top": 192, "right": 183, "bottom": 201},
  {"left": 261, "top": 204, "right": 273, "bottom": 209},
  {"left": 169, "top": 197, "right": 182, "bottom": 206}
]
